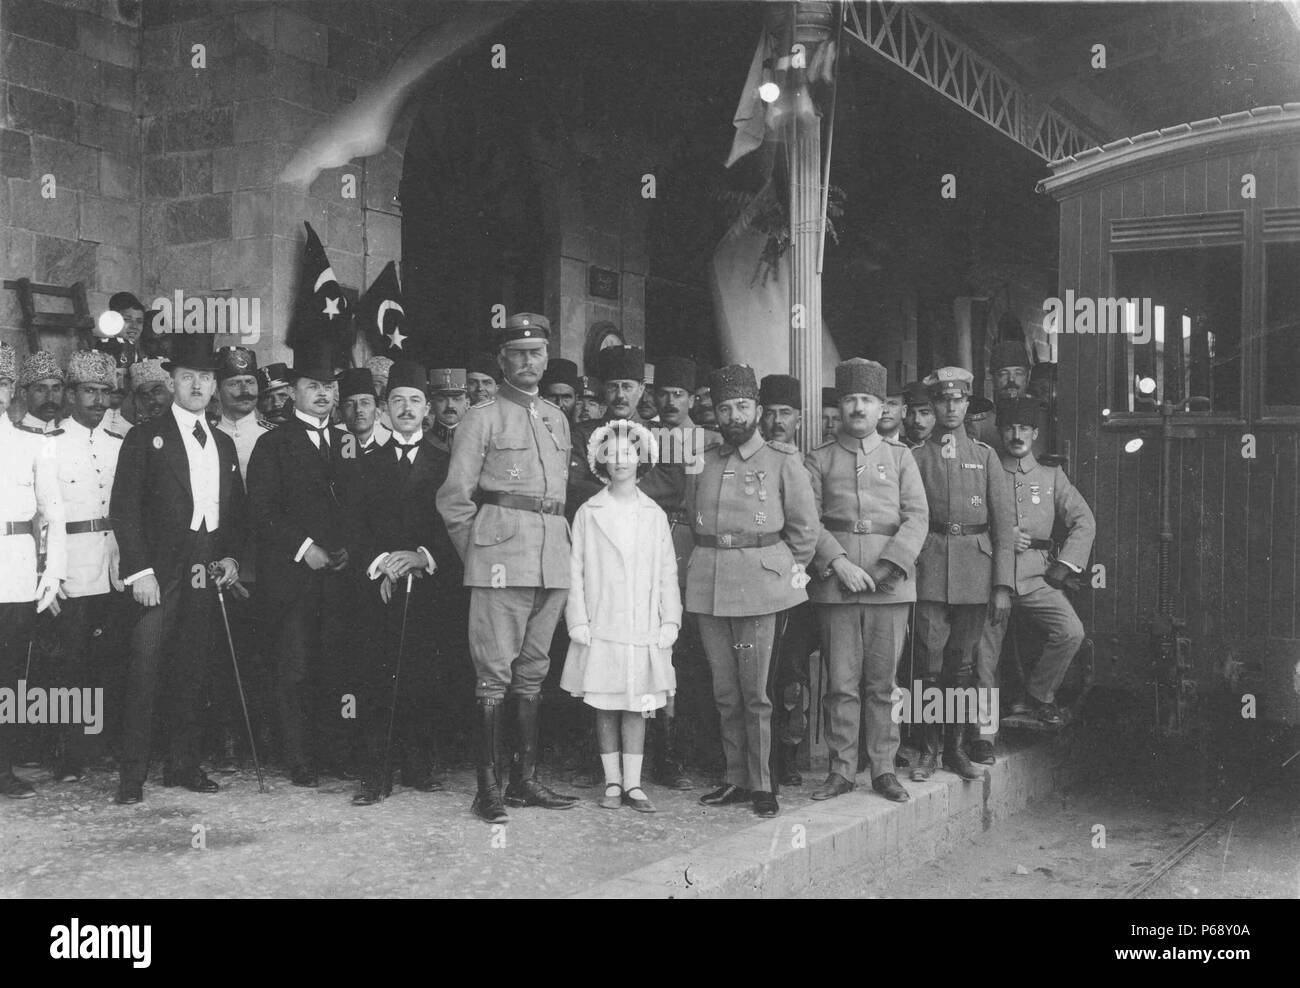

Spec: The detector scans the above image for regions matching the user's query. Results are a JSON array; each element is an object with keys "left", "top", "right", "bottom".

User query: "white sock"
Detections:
[
  {"left": 600, "top": 753, "right": 621, "bottom": 788},
  {"left": 622, "top": 753, "right": 643, "bottom": 792}
]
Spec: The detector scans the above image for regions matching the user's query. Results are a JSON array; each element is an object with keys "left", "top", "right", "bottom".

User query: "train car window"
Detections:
[
  {"left": 1112, "top": 246, "right": 1242, "bottom": 415},
  {"left": 1263, "top": 242, "right": 1300, "bottom": 412}
]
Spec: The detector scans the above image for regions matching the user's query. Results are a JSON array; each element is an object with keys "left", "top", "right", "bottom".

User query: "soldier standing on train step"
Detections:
[
  {"left": 688, "top": 364, "right": 819, "bottom": 818},
  {"left": 969, "top": 397, "right": 1094, "bottom": 757},
  {"left": 437, "top": 313, "right": 577, "bottom": 823},
  {"left": 908, "top": 367, "right": 1015, "bottom": 784}
]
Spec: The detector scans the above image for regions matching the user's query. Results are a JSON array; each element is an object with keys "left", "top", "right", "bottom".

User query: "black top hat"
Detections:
[
  {"left": 287, "top": 340, "right": 338, "bottom": 383},
  {"left": 162, "top": 334, "right": 219, "bottom": 372}
]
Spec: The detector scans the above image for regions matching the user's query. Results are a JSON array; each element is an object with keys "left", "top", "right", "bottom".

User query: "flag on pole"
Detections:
[
  {"left": 356, "top": 261, "right": 410, "bottom": 359},
  {"left": 287, "top": 221, "right": 351, "bottom": 357}
]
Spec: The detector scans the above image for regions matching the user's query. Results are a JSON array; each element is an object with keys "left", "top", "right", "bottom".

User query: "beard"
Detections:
[{"left": 719, "top": 417, "right": 758, "bottom": 447}]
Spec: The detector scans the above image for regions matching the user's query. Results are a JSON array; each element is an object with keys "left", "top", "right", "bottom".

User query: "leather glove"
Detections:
[
  {"left": 570, "top": 625, "right": 592, "bottom": 646},
  {"left": 866, "top": 560, "right": 902, "bottom": 594},
  {"left": 657, "top": 624, "right": 679, "bottom": 649},
  {"left": 1045, "top": 560, "right": 1073, "bottom": 590}
]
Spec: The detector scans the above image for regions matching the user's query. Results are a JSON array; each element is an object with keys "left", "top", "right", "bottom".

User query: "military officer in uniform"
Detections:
[
  {"left": 574, "top": 375, "right": 604, "bottom": 425},
  {"left": 214, "top": 347, "right": 269, "bottom": 480},
  {"left": 338, "top": 367, "right": 389, "bottom": 454},
  {"left": 48, "top": 350, "right": 124, "bottom": 781},
  {"left": 804, "top": 359, "right": 928, "bottom": 803},
  {"left": 902, "top": 380, "right": 936, "bottom": 448},
  {"left": 110, "top": 335, "right": 244, "bottom": 803},
  {"left": 0, "top": 342, "right": 66, "bottom": 799},
  {"left": 427, "top": 366, "right": 468, "bottom": 454},
  {"left": 687, "top": 364, "right": 819, "bottom": 818},
  {"left": 970, "top": 397, "right": 1094, "bottom": 757},
  {"left": 18, "top": 350, "right": 65, "bottom": 433},
  {"left": 437, "top": 312, "right": 577, "bottom": 823},
  {"left": 820, "top": 386, "right": 841, "bottom": 443},
  {"left": 256, "top": 362, "right": 294, "bottom": 427},
  {"left": 909, "top": 367, "right": 1015, "bottom": 784},
  {"left": 974, "top": 341, "right": 1045, "bottom": 455}
]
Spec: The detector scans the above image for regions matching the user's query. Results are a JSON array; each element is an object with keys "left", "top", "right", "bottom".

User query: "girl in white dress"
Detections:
[{"left": 561, "top": 421, "right": 681, "bottom": 812}]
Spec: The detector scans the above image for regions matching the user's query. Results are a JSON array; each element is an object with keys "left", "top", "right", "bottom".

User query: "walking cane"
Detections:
[
  {"left": 208, "top": 563, "right": 266, "bottom": 793},
  {"left": 379, "top": 572, "right": 415, "bottom": 803}
]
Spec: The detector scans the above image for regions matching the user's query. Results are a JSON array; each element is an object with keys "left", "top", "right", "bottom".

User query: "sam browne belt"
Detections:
[
  {"left": 478, "top": 491, "right": 565, "bottom": 516},
  {"left": 930, "top": 522, "right": 989, "bottom": 536}
]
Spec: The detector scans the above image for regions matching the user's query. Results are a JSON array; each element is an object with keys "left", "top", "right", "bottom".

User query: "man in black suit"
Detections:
[
  {"left": 110, "top": 336, "right": 245, "bottom": 804},
  {"left": 246, "top": 342, "right": 360, "bottom": 786},
  {"left": 350, "top": 360, "right": 458, "bottom": 805}
]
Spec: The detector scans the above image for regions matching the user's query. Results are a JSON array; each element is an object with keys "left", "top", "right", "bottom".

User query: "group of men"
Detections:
[{"left": 0, "top": 308, "right": 1093, "bottom": 822}]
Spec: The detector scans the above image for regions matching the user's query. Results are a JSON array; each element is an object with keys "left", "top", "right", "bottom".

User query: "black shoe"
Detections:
[
  {"left": 114, "top": 779, "right": 143, "bottom": 805},
  {"left": 1029, "top": 698, "right": 1063, "bottom": 726},
  {"left": 968, "top": 739, "right": 996, "bottom": 765},
  {"left": 752, "top": 791, "right": 779, "bottom": 817},
  {"left": 810, "top": 772, "right": 854, "bottom": 800},
  {"left": 53, "top": 761, "right": 84, "bottom": 783},
  {"left": 942, "top": 726, "right": 984, "bottom": 781},
  {"left": 699, "top": 784, "right": 751, "bottom": 806},
  {"left": 872, "top": 772, "right": 910, "bottom": 802},
  {"left": 163, "top": 767, "right": 219, "bottom": 793},
  {"left": 504, "top": 777, "right": 578, "bottom": 809},
  {"left": 290, "top": 765, "right": 319, "bottom": 788},
  {"left": 0, "top": 771, "right": 35, "bottom": 799},
  {"left": 911, "top": 722, "right": 941, "bottom": 781},
  {"left": 352, "top": 781, "right": 385, "bottom": 806},
  {"left": 472, "top": 767, "right": 510, "bottom": 823}
]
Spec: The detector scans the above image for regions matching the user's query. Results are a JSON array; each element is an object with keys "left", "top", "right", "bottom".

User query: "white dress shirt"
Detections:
[
  {"left": 294, "top": 410, "right": 334, "bottom": 563},
  {"left": 366, "top": 430, "right": 436, "bottom": 581},
  {"left": 173, "top": 403, "right": 221, "bottom": 531}
]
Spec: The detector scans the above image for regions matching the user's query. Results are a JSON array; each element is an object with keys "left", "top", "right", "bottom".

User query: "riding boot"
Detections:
[
  {"left": 654, "top": 712, "right": 694, "bottom": 789},
  {"left": 470, "top": 698, "right": 509, "bottom": 824},
  {"left": 910, "top": 721, "right": 940, "bottom": 781},
  {"left": 504, "top": 695, "right": 577, "bottom": 809},
  {"left": 942, "top": 723, "right": 984, "bottom": 781}
]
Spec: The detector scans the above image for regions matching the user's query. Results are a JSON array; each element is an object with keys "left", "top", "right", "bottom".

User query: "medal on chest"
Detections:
[
  {"left": 970, "top": 494, "right": 983, "bottom": 508},
  {"left": 756, "top": 470, "right": 767, "bottom": 502},
  {"left": 1029, "top": 483, "right": 1041, "bottom": 505},
  {"left": 754, "top": 511, "right": 767, "bottom": 526}
]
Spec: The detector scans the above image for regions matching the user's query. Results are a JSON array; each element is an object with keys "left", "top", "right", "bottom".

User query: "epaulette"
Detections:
[
  {"left": 765, "top": 439, "right": 799, "bottom": 454},
  {"left": 972, "top": 438, "right": 995, "bottom": 451},
  {"left": 813, "top": 437, "right": 836, "bottom": 449},
  {"left": 540, "top": 396, "right": 562, "bottom": 411},
  {"left": 104, "top": 430, "right": 125, "bottom": 440},
  {"left": 18, "top": 423, "right": 61, "bottom": 436}
]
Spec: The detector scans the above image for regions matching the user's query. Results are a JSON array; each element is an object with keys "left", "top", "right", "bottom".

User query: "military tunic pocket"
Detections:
[
  {"left": 472, "top": 503, "right": 519, "bottom": 546},
  {"left": 975, "top": 531, "right": 993, "bottom": 557}
]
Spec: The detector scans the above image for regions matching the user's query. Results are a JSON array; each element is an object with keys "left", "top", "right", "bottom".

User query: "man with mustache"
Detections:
[
  {"left": 541, "top": 358, "right": 579, "bottom": 421},
  {"left": 908, "top": 367, "right": 1015, "bottom": 784},
  {"left": 687, "top": 364, "right": 819, "bottom": 818},
  {"left": 567, "top": 345, "right": 648, "bottom": 513},
  {"left": 339, "top": 367, "right": 389, "bottom": 454},
  {"left": 466, "top": 352, "right": 499, "bottom": 407},
  {"left": 17, "top": 350, "right": 65, "bottom": 434},
  {"left": 820, "top": 387, "right": 841, "bottom": 443},
  {"left": 574, "top": 375, "right": 605, "bottom": 425},
  {"left": 804, "top": 359, "right": 928, "bottom": 804},
  {"left": 0, "top": 342, "right": 67, "bottom": 799},
  {"left": 969, "top": 398, "right": 1094, "bottom": 755},
  {"left": 901, "top": 380, "right": 935, "bottom": 448},
  {"left": 437, "top": 313, "right": 577, "bottom": 823},
  {"left": 247, "top": 340, "right": 362, "bottom": 788},
  {"left": 973, "top": 341, "right": 1044, "bottom": 455},
  {"left": 128, "top": 359, "right": 173, "bottom": 427},
  {"left": 47, "top": 350, "right": 125, "bottom": 783},
  {"left": 110, "top": 335, "right": 244, "bottom": 803},
  {"left": 637, "top": 367, "right": 660, "bottom": 423},
  {"left": 757, "top": 373, "right": 816, "bottom": 787},
  {"left": 877, "top": 384, "right": 906, "bottom": 442},
  {"left": 256, "top": 363, "right": 294, "bottom": 427},
  {"left": 691, "top": 379, "right": 717, "bottom": 430},
  {"left": 427, "top": 366, "right": 468, "bottom": 454}
]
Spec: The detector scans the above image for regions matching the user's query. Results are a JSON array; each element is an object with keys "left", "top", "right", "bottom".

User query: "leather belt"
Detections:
[
  {"left": 694, "top": 533, "right": 781, "bottom": 549},
  {"left": 2, "top": 521, "right": 35, "bottom": 536},
  {"left": 1027, "top": 538, "right": 1053, "bottom": 550},
  {"left": 930, "top": 522, "right": 989, "bottom": 536},
  {"left": 66, "top": 518, "right": 113, "bottom": 534},
  {"left": 479, "top": 491, "right": 565, "bottom": 516},
  {"left": 821, "top": 518, "right": 899, "bottom": 536}
]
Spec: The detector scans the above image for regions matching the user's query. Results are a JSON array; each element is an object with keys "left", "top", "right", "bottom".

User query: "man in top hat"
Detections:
[
  {"left": 907, "top": 367, "right": 1015, "bottom": 785},
  {"left": 18, "top": 350, "right": 65, "bottom": 434},
  {"left": 109, "top": 334, "right": 245, "bottom": 803},
  {"left": 0, "top": 342, "right": 66, "bottom": 798},
  {"left": 878, "top": 382, "right": 906, "bottom": 442},
  {"left": 821, "top": 387, "right": 841, "bottom": 443},
  {"left": 756, "top": 373, "right": 817, "bottom": 787},
  {"left": 338, "top": 366, "right": 389, "bottom": 454},
  {"left": 351, "top": 360, "right": 459, "bottom": 805},
  {"left": 247, "top": 341, "right": 362, "bottom": 787},
  {"left": 969, "top": 397, "right": 1094, "bottom": 755},
  {"left": 46, "top": 350, "right": 125, "bottom": 781},
  {"left": 437, "top": 312, "right": 577, "bottom": 823},
  {"left": 901, "top": 380, "right": 935, "bottom": 448},
  {"left": 466, "top": 352, "right": 500, "bottom": 407},
  {"left": 541, "top": 358, "right": 579, "bottom": 420},
  {"left": 427, "top": 366, "right": 468, "bottom": 454},
  {"left": 568, "top": 345, "right": 649, "bottom": 514},
  {"left": 804, "top": 359, "right": 929, "bottom": 803},
  {"left": 256, "top": 363, "right": 294, "bottom": 427},
  {"left": 574, "top": 375, "right": 604, "bottom": 425},
  {"left": 687, "top": 364, "right": 819, "bottom": 818}
]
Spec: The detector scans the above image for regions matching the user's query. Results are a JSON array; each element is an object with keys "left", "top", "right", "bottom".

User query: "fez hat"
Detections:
[
  {"left": 495, "top": 312, "right": 550, "bottom": 349},
  {"left": 541, "top": 358, "right": 579, "bottom": 392},
  {"left": 655, "top": 356, "right": 696, "bottom": 392},
  {"left": 821, "top": 386, "right": 839, "bottom": 409},
  {"left": 835, "top": 358, "right": 888, "bottom": 400},
  {"left": 925, "top": 366, "right": 973, "bottom": 398},
  {"left": 162, "top": 334, "right": 220, "bottom": 373},
  {"left": 337, "top": 367, "right": 375, "bottom": 400},
  {"left": 258, "top": 362, "right": 291, "bottom": 392},
  {"left": 214, "top": 345, "right": 258, "bottom": 381},
  {"left": 387, "top": 359, "right": 428, "bottom": 396},
  {"left": 989, "top": 340, "right": 1031, "bottom": 372},
  {"left": 709, "top": 364, "right": 758, "bottom": 405},
  {"left": 996, "top": 396, "right": 1044, "bottom": 430},
  {"left": 902, "top": 381, "right": 932, "bottom": 408},
  {"left": 759, "top": 373, "right": 801, "bottom": 409},
  {"left": 286, "top": 339, "right": 337, "bottom": 383},
  {"left": 429, "top": 367, "right": 467, "bottom": 395},
  {"left": 596, "top": 345, "right": 645, "bottom": 383}
]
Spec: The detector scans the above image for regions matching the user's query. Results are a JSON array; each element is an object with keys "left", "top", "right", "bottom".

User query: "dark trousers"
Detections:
[
  {"left": 0, "top": 602, "right": 36, "bottom": 774},
  {"left": 120, "top": 531, "right": 216, "bottom": 782},
  {"left": 272, "top": 569, "right": 351, "bottom": 770},
  {"left": 55, "top": 592, "right": 127, "bottom": 765},
  {"left": 208, "top": 583, "right": 271, "bottom": 750},
  {"left": 914, "top": 601, "right": 986, "bottom": 686},
  {"left": 774, "top": 603, "right": 814, "bottom": 747}
]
